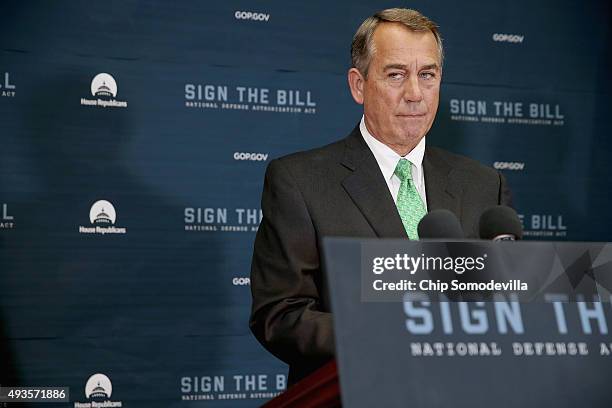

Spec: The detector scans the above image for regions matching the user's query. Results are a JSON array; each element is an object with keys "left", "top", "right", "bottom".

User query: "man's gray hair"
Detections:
[{"left": 351, "top": 8, "right": 444, "bottom": 77}]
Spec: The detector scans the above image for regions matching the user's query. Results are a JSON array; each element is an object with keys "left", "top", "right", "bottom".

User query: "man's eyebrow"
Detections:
[
  {"left": 420, "top": 63, "right": 440, "bottom": 71},
  {"left": 383, "top": 64, "right": 407, "bottom": 71},
  {"left": 382, "top": 63, "right": 440, "bottom": 71}
]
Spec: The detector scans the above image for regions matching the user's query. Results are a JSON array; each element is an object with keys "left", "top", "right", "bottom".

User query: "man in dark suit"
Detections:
[{"left": 250, "top": 8, "right": 511, "bottom": 385}]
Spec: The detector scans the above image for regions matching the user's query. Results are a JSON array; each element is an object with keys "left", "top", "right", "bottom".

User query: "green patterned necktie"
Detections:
[{"left": 394, "top": 158, "right": 427, "bottom": 239}]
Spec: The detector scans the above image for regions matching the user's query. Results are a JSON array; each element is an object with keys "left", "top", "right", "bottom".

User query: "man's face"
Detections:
[{"left": 349, "top": 22, "right": 442, "bottom": 155}]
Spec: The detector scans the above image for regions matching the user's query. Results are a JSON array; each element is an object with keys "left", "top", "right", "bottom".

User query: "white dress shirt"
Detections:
[{"left": 359, "top": 116, "right": 428, "bottom": 209}]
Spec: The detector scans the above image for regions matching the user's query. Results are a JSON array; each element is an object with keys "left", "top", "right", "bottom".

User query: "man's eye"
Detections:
[
  {"left": 419, "top": 72, "right": 435, "bottom": 80},
  {"left": 388, "top": 72, "right": 405, "bottom": 81}
]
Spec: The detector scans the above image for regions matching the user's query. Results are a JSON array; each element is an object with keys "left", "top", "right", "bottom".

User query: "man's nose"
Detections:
[{"left": 402, "top": 76, "right": 424, "bottom": 102}]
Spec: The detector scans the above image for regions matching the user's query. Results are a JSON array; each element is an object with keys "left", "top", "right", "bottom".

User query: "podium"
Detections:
[{"left": 264, "top": 239, "right": 612, "bottom": 407}]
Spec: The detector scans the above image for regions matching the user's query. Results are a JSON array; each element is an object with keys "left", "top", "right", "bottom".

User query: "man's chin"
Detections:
[{"left": 396, "top": 128, "right": 426, "bottom": 144}]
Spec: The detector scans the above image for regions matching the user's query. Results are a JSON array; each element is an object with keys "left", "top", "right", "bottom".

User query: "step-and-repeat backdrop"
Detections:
[{"left": 1, "top": 1, "right": 610, "bottom": 406}]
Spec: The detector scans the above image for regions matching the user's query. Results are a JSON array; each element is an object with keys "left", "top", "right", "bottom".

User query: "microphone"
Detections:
[
  {"left": 478, "top": 205, "right": 523, "bottom": 241},
  {"left": 417, "top": 209, "right": 465, "bottom": 239}
]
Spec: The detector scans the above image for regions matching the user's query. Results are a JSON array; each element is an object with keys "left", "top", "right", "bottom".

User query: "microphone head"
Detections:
[
  {"left": 479, "top": 205, "right": 523, "bottom": 240},
  {"left": 417, "top": 209, "right": 465, "bottom": 239}
]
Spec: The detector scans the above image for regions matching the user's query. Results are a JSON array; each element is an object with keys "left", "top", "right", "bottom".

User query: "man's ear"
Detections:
[{"left": 347, "top": 68, "right": 365, "bottom": 105}]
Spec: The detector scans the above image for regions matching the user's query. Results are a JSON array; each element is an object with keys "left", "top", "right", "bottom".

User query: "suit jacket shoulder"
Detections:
[
  {"left": 272, "top": 138, "right": 347, "bottom": 180},
  {"left": 426, "top": 145, "right": 500, "bottom": 179},
  {"left": 423, "top": 145, "right": 513, "bottom": 237}
]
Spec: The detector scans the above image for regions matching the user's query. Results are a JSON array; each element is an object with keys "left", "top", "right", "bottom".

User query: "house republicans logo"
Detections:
[
  {"left": 180, "top": 372, "right": 286, "bottom": 402},
  {"left": 85, "top": 373, "right": 112, "bottom": 399},
  {"left": 1, "top": 203, "right": 15, "bottom": 229},
  {"left": 234, "top": 10, "right": 270, "bottom": 22},
  {"left": 79, "top": 200, "right": 127, "bottom": 235},
  {"left": 80, "top": 73, "right": 128, "bottom": 108},
  {"left": 91, "top": 73, "right": 117, "bottom": 98},
  {"left": 185, "top": 83, "right": 316, "bottom": 114},
  {"left": 1, "top": 72, "right": 16, "bottom": 97},
  {"left": 74, "top": 373, "right": 123, "bottom": 408},
  {"left": 449, "top": 98, "right": 564, "bottom": 126},
  {"left": 184, "top": 207, "right": 262, "bottom": 232}
]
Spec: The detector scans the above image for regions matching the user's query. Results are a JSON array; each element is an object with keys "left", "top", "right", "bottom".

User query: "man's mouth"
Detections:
[{"left": 397, "top": 113, "right": 426, "bottom": 118}]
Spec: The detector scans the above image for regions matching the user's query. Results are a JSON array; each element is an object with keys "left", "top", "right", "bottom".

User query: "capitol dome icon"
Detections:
[
  {"left": 85, "top": 373, "right": 112, "bottom": 399},
  {"left": 89, "top": 200, "right": 117, "bottom": 225},
  {"left": 90, "top": 73, "right": 117, "bottom": 98}
]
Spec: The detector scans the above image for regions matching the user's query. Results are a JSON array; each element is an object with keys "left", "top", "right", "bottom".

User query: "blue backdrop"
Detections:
[{"left": 1, "top": 1, "right": 611, "bottom": 406}]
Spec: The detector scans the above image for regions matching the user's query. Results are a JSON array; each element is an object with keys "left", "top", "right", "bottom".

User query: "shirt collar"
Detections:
[{"left": 359, "top": 116, "right": 426, "bottom": 181}]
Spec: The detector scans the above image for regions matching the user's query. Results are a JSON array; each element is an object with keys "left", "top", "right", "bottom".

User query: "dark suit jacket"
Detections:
[{"left": 249, "top": 125, "right": 512, "bottom": 384}]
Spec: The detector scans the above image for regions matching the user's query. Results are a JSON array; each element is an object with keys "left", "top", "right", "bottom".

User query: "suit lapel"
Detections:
[
  {"left": 340, "top": 127, "right": 407, "bottom": 238},
  {"left": 423, "top": 146, "right": 462, "bottom": 218}
]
